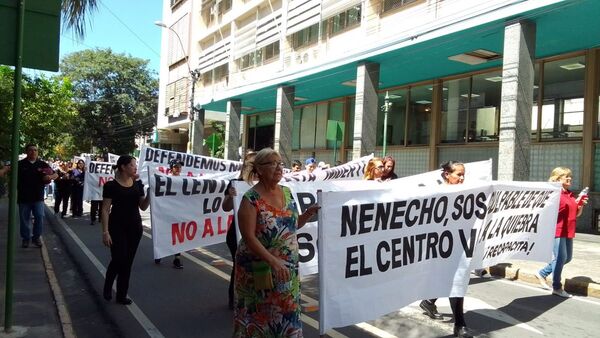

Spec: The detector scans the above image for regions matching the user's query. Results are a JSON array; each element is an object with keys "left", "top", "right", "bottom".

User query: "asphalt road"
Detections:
[{"left": 47, "top": 206, "right": 600, "bottom": 338}]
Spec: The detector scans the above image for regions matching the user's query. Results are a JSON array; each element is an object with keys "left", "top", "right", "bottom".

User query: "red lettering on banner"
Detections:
[
  {"left": 98, "top": 176, "right": 114, "bottom": 186},
  {"left": 219, "top": 215, "right": 233, "bottom": 234},
  {"left": 186, "top": 171, "right": 194, "bottom": 177},
  {"left": 202, "top": 218, "right": 214, "bottom": 238},
  {"left": 158, "top": 166, "right": 166, "bottom": 174},
  {"left": 171, "top": 221, "right": 197, "bottom": 244}
]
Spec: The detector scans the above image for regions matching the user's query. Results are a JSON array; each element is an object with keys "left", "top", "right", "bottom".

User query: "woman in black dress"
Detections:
[
  {"left": 101, "top": 155, "right": 150, "bottom": 305},
  {"left": 222, "top": 151, "right": 256, "bottom": 309}
]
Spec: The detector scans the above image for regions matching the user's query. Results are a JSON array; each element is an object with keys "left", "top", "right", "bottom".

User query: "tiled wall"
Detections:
[
  {"left": 530, "top": 143, "right": 583, "bottom": 190},
  {"left": 438, "top": 146, "right": 499, "bottom": 179}
]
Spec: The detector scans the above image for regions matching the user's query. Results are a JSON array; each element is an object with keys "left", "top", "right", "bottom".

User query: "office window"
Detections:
[
  {"left": 539, "top": 55, "right": 585, "bottom": 139},
  {"left": 377, "top": 89, "right": 407, "bottom": 146},
  {"left": 346, "top": 97, "right": 355, "bottom": 148},
  {"left": 468, "top": 71, "right": 502, "bottom": 142},
  {"left": 531, "top": 64, "right": 541, "bottom": 139},
  {"left": 407, "top": 84, "right": 431, "bottom": 145},
  {"left": 235, "top": 41, "right": 280, "bottom": 71},
  {"left": 300, "top": 105, "right": 317, "bottom": 149},
  {"left": 322, "top": 5, "right": 361, "bottom": 38},
  {"left": 441, "top": 78, "right": 470, "bottom": 143},
  {"left": 382, "top": 0, "right": 420, "bottom": 13},
  {"left": 327, "top": 101, "right": 345, "bottom": 149},
  {"left": 291, "top": 24, "right": 319, "bottom": 50}
]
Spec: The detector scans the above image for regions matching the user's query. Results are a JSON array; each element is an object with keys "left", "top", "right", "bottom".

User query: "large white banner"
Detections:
[
  {"left": 148, "top": 169, "right": 233, "bottom": 259},
  {"left": 317, "top": 181, "right": 560, "bottom": 334},
  {"left": 139, "top": 145, "right": 242, "bottom": 185},
  {"left": 282, "top": 154, "right": 373, "bottom": 182},
  {"left": 83, "top": 161, "right": 115, "bottom": 201}
]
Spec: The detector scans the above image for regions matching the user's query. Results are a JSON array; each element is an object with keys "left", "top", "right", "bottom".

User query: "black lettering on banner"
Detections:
[
  {"left": 433, "top": 197, "right": 447, "bottom": 223},
  {"left": 439, "top": 230, "right": 453, "bottom": 258},
  {"left": 341, "top": 205, "right": 357, "bottom": 237},
  {"left": 390, "top": 200, "right": 406, "bottom": 229},
  {"left": 345, "top": 246, "right": 359, "bottom": 278},
  {"left": 376, "top": 240, "right": 390, "bottom": 272},
  {"left": 298, "top": 233, "right": 315, "bottom": 263},
  {"left": 374, "top": 203, "right": 390, "bottom": 232},
  {"left": 475, "top": 192, "right": 488, "bottom": 219},
  {"left": 359, "top": 203, "right": 375, "bottom": 234},
  {"left": 459, "top": 228, "right": 476, "bottom": 258},
  {"left": 405, "top": 199, "right": 420, "bottom": 227},
  {"left": 296, "top": 192, "right": 318, "bottom": 223},
  {"left": 154, "top": 174, "right": 169, "bottom": 197}
]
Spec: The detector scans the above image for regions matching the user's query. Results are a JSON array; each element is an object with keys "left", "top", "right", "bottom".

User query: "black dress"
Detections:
[{"left": 102, "top": 179, "right": 144, "bottom": 302}]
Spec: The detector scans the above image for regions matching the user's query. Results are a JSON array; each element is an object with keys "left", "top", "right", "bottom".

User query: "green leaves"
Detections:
[
  {"left": 59, "top": 48, "right": 158, "bottom": 155},
  {"left": 0, "top": 65, "right": 77, "bottom": 160}
]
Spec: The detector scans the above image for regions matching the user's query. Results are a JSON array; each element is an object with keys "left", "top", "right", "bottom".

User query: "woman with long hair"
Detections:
[
  {"left": 363, "top": 157, "right": 385, "bottom": 181},
  {"left": 222, "top": 151, "right": 256, "bottom": 309},
  {"left": 101, "top": 155, "right": 150, "bottom": 305}
]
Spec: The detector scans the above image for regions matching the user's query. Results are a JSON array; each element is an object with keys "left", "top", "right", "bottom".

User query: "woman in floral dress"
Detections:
[{"left": 234, "top": 148, "right": 319, "bottom": 337}]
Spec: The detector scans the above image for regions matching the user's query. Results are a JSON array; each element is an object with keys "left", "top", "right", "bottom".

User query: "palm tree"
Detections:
[{"left": 62, "top": 0, "right": 98, "bottom": 38}]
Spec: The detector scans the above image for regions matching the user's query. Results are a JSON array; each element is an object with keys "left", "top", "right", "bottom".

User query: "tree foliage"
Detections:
[
  {"left": 0, "top": 66, "right": 78, "bottom": 160},
  {"left": 59, "top": 48, "right": 158, "bottom": 155}
]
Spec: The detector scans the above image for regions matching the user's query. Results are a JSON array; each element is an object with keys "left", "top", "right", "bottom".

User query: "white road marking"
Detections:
[{"left": 54, "top": 214, "right": 165, "bottom": 338}]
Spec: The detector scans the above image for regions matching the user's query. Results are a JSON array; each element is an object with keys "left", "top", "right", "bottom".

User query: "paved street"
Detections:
[{"left": 38, "top": 201, "right": 600, "bottom": 338}]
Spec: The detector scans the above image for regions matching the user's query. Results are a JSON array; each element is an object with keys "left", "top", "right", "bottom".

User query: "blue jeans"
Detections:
[
  {"left": 19, "top": 201, "right": 45, "bottom": 241},
  {"left": 539, "top": 237, "right": 573, "bottom": 290}
]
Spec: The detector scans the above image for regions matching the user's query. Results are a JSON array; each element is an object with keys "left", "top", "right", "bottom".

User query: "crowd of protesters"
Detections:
[{"left": 3, "top": 144, "right": 589, "bottom": 338}]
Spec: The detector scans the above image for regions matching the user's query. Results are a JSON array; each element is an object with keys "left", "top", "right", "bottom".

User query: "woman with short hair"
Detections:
[{"left": 233, "top": 148, "right": 318, "bottom": 337}]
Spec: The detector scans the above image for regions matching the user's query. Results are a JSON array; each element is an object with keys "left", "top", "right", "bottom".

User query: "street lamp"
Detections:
[
  {"left": 381, "top": 91, "right": 392, "bottom": 156},
  {"left": 154, "top": 20, "right": 203, "bottom": 154}
]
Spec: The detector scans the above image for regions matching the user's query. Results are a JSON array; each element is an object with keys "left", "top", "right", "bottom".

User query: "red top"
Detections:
[{"left": 555, "top": 189, "right": 578, "bottom": 238}]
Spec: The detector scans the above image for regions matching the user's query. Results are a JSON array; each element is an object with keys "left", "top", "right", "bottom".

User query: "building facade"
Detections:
[{"left": 156, "top": 0, "right": 600, "bottom": 232}]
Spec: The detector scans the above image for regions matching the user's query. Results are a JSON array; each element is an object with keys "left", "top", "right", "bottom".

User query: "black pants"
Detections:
[
  {"left": 226, "top": 222, "right": 237, "bottom": 304},
  {"left": 90, "top": 200, "right": 102, "bottom": 222},
  {"left": 54, "top": 188, "right": 71, "bottom": 215},
  {"left": 71, "top": 185, "right": 83, "bottom": 216},
  {"left": 104, "top": 224, "right": 142, "bottom": 300},
  {"left": 429, "top": 297, "right": 466, "bottom": 327}
]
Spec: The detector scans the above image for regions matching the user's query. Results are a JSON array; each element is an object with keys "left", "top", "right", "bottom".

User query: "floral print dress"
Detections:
[{"left": 233, "top": 186, "right": 302, "bottom": 338}]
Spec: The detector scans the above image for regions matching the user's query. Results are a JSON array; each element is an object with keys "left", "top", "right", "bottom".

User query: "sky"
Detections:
[{"left": 59, "top": 0, "right": 163, "bottom": 74}]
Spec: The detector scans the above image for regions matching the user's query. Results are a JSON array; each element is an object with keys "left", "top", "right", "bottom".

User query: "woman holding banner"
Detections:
[
  {"left": 154, "top": 159, "right": 185, "bottom": 269},
  {"left": 101, "top": 155, "right": 150, "bottom": 305},
  {"left": 363, "top": 157, "right": 385, "bottom": 181},
  {"left": 233, "top": 148, "right": 318, "bottom": 337},
  {"left": 419, "top": 160, "right": 473, "bottom": 338},
  {"left": 535, "top": 167, "right": 587, "bottom": 298},
  {"left": 222, "top": 151, "right": 256, "bottom": 310}
]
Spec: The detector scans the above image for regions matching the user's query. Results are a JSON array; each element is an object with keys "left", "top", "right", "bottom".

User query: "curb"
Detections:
[
  {"left": 489, "top": 263, "right": 600, "bottom": 298},
  {"left": 42, "top": 206, "right": 76, "bottom": 338}
]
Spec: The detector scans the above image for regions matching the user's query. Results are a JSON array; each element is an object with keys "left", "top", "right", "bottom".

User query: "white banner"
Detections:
[
  {"left": 282, "top": 154, "right": 373, "bottom": 182},
  {"left": 108, "top": 153, "right": 119, "bottom": 164},
  {"left": 83, "top": 161, "right": 115, "bottom": 201},
  {"left": 148, "top": 169, "right": 233, "bottom": 259},
  {"left": 317, "top": 181, "right": 560, "bottom": 334},
  {"left": 139, "top": 145, "right": 242, "bottom": 185}
]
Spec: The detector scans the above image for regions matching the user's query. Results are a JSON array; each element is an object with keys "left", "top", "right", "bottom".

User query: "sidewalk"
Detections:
[
  {"left": 488, "top": 233, "right": 600, "bottom": 297},
  {"left": 0, "top": 197, "right": 69, "bottom": 338}
]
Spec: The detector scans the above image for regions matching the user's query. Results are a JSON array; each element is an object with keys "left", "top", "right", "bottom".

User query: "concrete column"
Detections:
[
  {"left": 352, "top": 62, "right": 380, "bottom": 159},
  {"left": 240, "top": 114, "right": 248, "bottom": 155},
  {"left": 274, "top": 85, "right": 294, "bottom": 166},
  {"left": 224, "top": 99, "right": 241, "bottom": 160},
  {"left": 498, "top": 20, "right": 536, "bottom": 181},
  {"left": 190, "top": 113, "right": 204, "bottom": 155}
]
